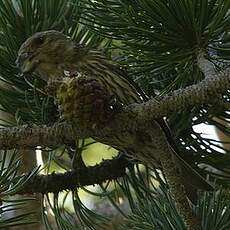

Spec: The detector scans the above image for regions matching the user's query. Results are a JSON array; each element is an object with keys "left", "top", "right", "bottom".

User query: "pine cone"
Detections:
[{"left": 56, "top": 73, "right": 114, "bottom": 127}]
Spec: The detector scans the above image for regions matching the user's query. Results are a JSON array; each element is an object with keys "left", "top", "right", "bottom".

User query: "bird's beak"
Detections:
[
  {"left": 15, "top": 53, "right": 38, "bottom": 74},
  {"left": 15, "top": 53, "right": 29, "bottom": 73}
]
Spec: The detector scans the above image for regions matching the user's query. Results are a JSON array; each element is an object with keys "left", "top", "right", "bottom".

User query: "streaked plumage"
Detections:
[{"left": 16, "top": 30, "right": 214, "bottom": 203}]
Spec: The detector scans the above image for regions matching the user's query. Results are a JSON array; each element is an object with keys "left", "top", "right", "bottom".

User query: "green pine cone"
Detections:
[{"left": 56, "top": 74, "right": 114, "bottom": 127}]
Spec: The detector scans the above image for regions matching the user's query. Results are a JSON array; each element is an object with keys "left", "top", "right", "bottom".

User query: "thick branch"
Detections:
[
  {"left": 128, "top": 68, "right": 229, "bottom": 120},
  {"left": 0, "top": 123, "right": 88, "bottom": 149},
  {"left": 0, "top": 69, "right": 229, "bottom": 150},
  {"left": 1, "top": 65, "right": 226, "bottom": 230},
  {"left": 160, "top": 145, "right": 201, "bottom": 230},
  {"left": 197, "top": 50, "right": 216, "bottom": 78},
  {"left": 17, "top": 155, "right": 129, "bottom": 194}
]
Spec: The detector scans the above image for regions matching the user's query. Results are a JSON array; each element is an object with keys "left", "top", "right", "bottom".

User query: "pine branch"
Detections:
[
  {"left": 129, "top": 67, "right": 229, "bottom": 121},
  {"left": 15, "top": 155, "right": 129, "bottom": 195},
  {"left": 0, "top": 1, "right": 228, "bottom": 229},
  {"left": 0, "top": 68, "right": 229, "bottom": 150},
  {"left": 197, "top": 50, "right": 217, "bottom": 78},
  {"left": 0, "top": 56, "right": 227, "bottom": 230},
  {"left": 0, "top": 123, "right": 87, "bottom": 149},
  {"left": 160, "top": 149, "right": 201, "bottom": 230}
]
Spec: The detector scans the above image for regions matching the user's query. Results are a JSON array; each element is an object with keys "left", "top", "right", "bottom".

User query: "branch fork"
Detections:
[{"left": 0, "top": 57, "right": 229, "bottom": 230}]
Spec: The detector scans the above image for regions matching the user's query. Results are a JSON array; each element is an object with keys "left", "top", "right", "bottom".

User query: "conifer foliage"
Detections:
[{"left": 0, "top": 0, "right": 229, "bottom": 229}]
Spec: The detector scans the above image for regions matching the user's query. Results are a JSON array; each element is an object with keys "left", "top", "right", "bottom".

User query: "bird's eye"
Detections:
[{"left": 34, "top": 36, "right": 45, "bottom": 46}]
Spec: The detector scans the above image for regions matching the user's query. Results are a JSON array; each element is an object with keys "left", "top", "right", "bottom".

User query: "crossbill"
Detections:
[{"left": 16, "top": 30, "right": 213, "bottom": 203}]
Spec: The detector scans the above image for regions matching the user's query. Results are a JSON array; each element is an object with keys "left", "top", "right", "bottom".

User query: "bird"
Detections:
[{"left": 16, "top": 30, "right": 214, "bottom": 203}]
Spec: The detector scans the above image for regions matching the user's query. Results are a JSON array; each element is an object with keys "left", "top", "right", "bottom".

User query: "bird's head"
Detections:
[{"left": 16, "top": 30, "right": 76, "bottom": 80}]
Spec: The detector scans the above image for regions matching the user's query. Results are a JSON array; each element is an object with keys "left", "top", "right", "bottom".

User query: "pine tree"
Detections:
[{"left": 0, "top": 0, "right": 229, "bottom": 229}]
